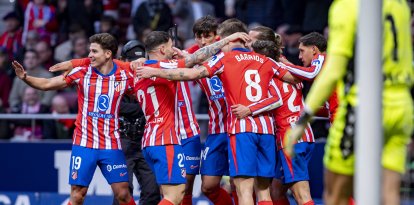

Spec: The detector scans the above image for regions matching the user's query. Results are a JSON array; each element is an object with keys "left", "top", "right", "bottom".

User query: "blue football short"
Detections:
[
  {"left": 276, "top": 142, "right": 315, "bottom": 184},
  {"left": 69, "top": 145, "right": 129, "bottom": 186},
  {"left": 142, "top": 145, "right": 187, "bottom": 185},
  {"left": 200, "top": 133, "right": 229, "bottom": 176},
  {"left": 228, "top": 132, "right": 276, "bottom": 178},
  {"left": 181, "top": 135, "right": 202, "bottom": 175}
]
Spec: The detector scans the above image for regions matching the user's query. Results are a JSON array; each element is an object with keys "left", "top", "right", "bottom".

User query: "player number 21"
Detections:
[
  {"left": 137, "top": 86, "right": 160, "bottom": 117},
  {"left": 244, "top": 70, "right": 262, "bottom": 102}
]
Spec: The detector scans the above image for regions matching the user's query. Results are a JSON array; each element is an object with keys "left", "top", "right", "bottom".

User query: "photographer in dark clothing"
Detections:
[{"left": 113, "top": 40, "right": 161, "bottom": 205}]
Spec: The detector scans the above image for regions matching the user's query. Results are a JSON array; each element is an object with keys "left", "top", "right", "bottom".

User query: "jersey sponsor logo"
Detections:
[
  {"left": 178, "top": 101, "right": 185, "bottom": 107},
  {"left": 112, "top": 164, "right": 127, "bottom": 170},
  {"left": 185, "top": 156, "right": 200, "bottom": 161},
  {"left": 107, "top": 165, "right": 112, "bottom": 172},
  {"left": 88, "top": 112, "right": 114, "bottom": 119},
  {"left": 210, "top": 76, "right": 223, "bottom": 92},
  {"left": 97, "top": 94, "right": 110, "bottom": 111},
  {"left": 287, "top": 116, "right": 299, "bottom": 124},
  {"left": 209, "top": 93, "right": 225, "bottom": 101}
]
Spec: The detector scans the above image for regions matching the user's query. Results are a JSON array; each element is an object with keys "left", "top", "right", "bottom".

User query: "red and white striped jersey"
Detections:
[
  {"left": 277, "top": 54, "right": 338, "bottom": 123},
  {"left": 187, "top": 43, "right": 228, "bottom": 135},
  {"left": 135, "top": 59, "right": 183, "bottom": 148},
  {"left": 204, "top": 48, "right": 282, "bottom": 135},
  {"left": 272, "top": 80, "right": 314, "bottom": 149},
  {"left": 176, "top": 81, "right": 200, "bottom": 139},
  {"left": 196, "top": 76, "right": 228, "bottom": 134},
  {"left": 64, "top": 62, "right": 135, "bottom": 150}
]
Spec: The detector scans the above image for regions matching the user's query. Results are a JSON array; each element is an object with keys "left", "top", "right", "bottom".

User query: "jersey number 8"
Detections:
[{"left": 245, "top": 70, "right": 262, "bottom": 102}]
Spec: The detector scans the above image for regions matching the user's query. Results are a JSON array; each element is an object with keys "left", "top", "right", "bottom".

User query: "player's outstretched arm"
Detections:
[
  {"left": 12, "top": 61, "right": 67, "bottom": 91},
  {"left": 269, "top": 58, "right": 301, "bottom": 84},
  {"left": 281, "top": 60, "right": 323, "bottom": 81},
  {"left": 184, "top": 32, "right": 250, "bottom": 67},
  {"left": 137, "top": 65, "right": 210, "bottom": 81}
]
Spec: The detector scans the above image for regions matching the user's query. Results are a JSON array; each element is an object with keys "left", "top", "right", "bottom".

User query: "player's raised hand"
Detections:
[
  {"left": 136, "top": 66, "right": 160, "bottom": 79},
  {"left": 231, "top": 104, "right": 252, "bottom": 119},
  {"left": 49, "top": 61, "right": 73, "bottom": 76},
  {"left": 225, "top": 32, "right": 251, "bottom": 43},
  {"left": 12, "top": 61, "right": 27, "bottom": 80}
]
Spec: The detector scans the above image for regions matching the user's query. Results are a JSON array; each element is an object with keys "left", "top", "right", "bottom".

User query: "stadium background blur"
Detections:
[{"left": 0, "top": 0, "right": 413, "bottom": 204}]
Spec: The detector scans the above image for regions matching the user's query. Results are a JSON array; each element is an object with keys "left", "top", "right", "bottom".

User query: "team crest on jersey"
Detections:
[
  {"left": 114, "top": 81, "right": 125, "bottom": 92},
  {"left": 97, "top": 94, "right": 110, "bottom": 112},
  {"left": 181, "top": 168, "right": 186, "bottom": 178},
  {"left": 71, "top": 170, "right": 78, "bottom": 180}
]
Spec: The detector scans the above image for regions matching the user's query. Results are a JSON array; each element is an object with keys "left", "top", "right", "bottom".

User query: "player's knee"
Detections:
[
  {"left": 115, "top": 188, "right": 131, "bottom": 203},
  {"left": 71, "top": 187, "right": 87, "bottom": 204},
  {"left": 163, "top": 185, "right": 185, "bottom": 205},
  {"left": 201, "top": 182, "right": 218, "bottom": 195}
]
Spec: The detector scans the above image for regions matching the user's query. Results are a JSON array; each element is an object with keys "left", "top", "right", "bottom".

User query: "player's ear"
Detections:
[
  {"left": 105, "top": 49, "right": 112, "bottom": 59},
  {"left": 159, "top": 45, "right": 165, "bottom": 55},
  {"left": 312, "top": 46, "right": 317, "bottom": 55}
]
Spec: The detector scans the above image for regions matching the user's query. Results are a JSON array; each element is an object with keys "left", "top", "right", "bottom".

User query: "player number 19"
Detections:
[{"left": 71, "top": 156, "right": 82, "bottom": 170}]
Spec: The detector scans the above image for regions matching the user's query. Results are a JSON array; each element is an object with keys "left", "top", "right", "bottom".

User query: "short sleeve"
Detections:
[
  {"left": 159, "top": 59, "right": 186, "bottom": 69},
  {"left": 203, "top": 52, "right": 225, "bottom": 77},
  {"left": 71, "top": 58, "right": 90, "bottom": 67},
  {"left": 64, "top": 67, "right": 85, "bottom": 85},
  {"left": 327, "top": 0, "right": 357, "bottom": 58}
]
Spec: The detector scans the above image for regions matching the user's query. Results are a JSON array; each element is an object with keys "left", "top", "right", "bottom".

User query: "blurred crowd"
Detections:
[{"left": 0, "top": 0, "right": 411, "bottom": 142}]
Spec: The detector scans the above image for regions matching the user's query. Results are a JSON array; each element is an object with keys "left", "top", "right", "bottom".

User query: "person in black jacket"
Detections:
[{"left": 112, "top": 40, "right": 161, "bottom": 205}]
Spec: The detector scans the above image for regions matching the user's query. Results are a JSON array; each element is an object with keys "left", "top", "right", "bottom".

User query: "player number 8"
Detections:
[{"left": 244, "top": 70, "right": 262, "bottom": 102}]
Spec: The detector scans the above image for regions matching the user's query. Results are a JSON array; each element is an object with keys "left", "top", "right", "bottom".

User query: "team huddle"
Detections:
[{"left": 11, "top": 0, "right": 414, "bottom": 205}]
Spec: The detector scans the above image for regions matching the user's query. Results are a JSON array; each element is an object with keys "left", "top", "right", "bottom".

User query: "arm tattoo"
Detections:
[
  {"left": 184, "top": 38, "right": 229, "bottom": 67},
  {"left": 160, "top": 67, "right": 208, "bottom": 81}
]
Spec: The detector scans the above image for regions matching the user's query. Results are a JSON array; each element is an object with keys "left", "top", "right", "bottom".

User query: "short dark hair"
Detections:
[
  {"left": 193, "top": 15, "right": 218, "bottom": 37},
  {"left": 299, "top": 32, "right": 327, "bottom": 52},
  {"left": 250, "top": 26, "right": 276, "bottom": 43},
  {"left": 89, "top": 33, "right": 118, "bottom": 57},
  {"left": 144, "top": 31, "right": 171, "bottom": 52},
  {"left": 252, "top": 40, "right": 281, "bottom": 62},
  {"left": 217, "top": 19, "right": 248, "bottom": 38}
]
